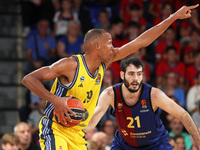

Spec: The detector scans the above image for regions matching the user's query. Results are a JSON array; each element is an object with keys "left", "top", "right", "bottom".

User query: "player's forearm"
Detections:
[
  {"left": 136, "top": 14, "right": 177, "bottom": 48},
  {"left": 113, "top": 14, "right": 178, "bottom": 62},
  {"left": 84, "top": 118, "right": 99, "bottom": 133},
  {"left": 22, "top": 75, "right": 57, "bottom": 103},
  {"left": 180, "top": 111, "right": 200, "bottom": 147}
]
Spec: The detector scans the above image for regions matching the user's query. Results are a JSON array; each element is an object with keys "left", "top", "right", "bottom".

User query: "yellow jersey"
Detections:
[{"left": 43, "top": 54, "right": 106, "bottom": 130}]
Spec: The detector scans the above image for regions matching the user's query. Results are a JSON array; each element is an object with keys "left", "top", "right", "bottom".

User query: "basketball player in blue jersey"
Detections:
[
  {"left": 22, "top": 4, "right": 199, "bottom": 150},
  {"left": 85, "top": 56, "right": 200, "bottom": 150}
]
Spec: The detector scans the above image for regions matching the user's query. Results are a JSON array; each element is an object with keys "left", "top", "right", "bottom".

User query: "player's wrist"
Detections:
[{"left": 168, "top": 13, "right": 177, "bottom": 22}]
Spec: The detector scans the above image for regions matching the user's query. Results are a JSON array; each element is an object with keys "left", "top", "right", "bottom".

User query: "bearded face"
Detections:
[
  {"left": 121, "top": 64, "right": 143, "bottom": 93},
  {"left": 123, "top": 74, "right": 143, "bottom": 93}
]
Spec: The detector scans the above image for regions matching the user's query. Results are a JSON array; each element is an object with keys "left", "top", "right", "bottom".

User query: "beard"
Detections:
[{"left": 123, "top": 77, "right": 143, "bottom": 93}]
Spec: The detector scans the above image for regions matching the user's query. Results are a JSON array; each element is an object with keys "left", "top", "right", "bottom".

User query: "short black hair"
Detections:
[
  {"left": 195, "top": 72, "right": 200, "bottom": 79},
  {"left": 193, "top": 50, "right": 200, "bottom": 57},
  {"left": 111, "top": 17, "right": 124, "bottom": 25},
  {"left": 165, "top": 46, "right": 177, "bottom": 54},
  {"left": 161, "top": 2, "right": 174, "bottom": 12},
  {"left": 127, "top": 21, "right": 140, "bottom": 29},
  {"left": 120, "top": 56, "right": 144, "bottom": 72},
  {"left": 84, "top": 29, "right": 106, "bottom": 43},
  {"left": 174, "top": 135, "right": 184, "bottom": 143},
  {"left": 129, "top": 4, "right": 141, "bottom": 11}
]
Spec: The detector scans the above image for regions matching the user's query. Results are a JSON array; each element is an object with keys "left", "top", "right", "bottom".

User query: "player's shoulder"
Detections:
[
  {"left": 51, "top": 56, "right": 78, "bottom": 72},
  {"left": 102, "top": 86, "right": 115, "bottom": 97},
  {"left": 151, "top": 87, "right": 165, "bottom": 100}
]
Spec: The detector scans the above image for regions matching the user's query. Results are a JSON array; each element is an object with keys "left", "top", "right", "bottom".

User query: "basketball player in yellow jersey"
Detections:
[{"left": 22, "top": 4, "right": 198, "bottom": 150}]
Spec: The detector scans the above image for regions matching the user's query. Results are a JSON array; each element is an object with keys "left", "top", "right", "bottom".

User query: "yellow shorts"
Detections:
[{"left": 39, "top": 116, "right": 87, "bottom": 150}]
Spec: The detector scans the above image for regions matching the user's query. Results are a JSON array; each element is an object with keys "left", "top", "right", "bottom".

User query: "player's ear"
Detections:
[
  {"left": 120, "top": 71, "right": 124, "bottom": 80},
  {"left": 94, "top": 41, "right": 100, "bottom": 50}
]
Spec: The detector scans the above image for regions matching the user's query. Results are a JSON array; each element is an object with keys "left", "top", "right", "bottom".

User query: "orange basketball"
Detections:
[{"left": 53, "top": 97, "right": 85, "bottom": 127}]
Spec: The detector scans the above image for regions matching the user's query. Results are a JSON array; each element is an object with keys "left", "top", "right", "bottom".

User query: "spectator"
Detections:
[
  {"left": 108, "top": 18, "right": 128, "bottom": 84},
  {"left": 109, "top": 18, "right": 128, "bottom": 47},
  {"left": 72, "top": 0, "right": 93, "bottom": 34},
  {"left": 148, "top": 0, "right": 173, "bottom": 20},
  {"left": 39, "top": 0, "right": 59, "bottom": 30},
  {"left": 174, "top": 135, "right": 186, "bottom": 150},
  {"left": 183, "top": 28, "right": 200, "bottom": 66},
  {"left": 161, "top": 71, "right": 186, "bottom": 108},
  {"left": 26, "top": 19, "right": 56, "bottom": 73},
  {"left": 186, "top": 72, "right": 200, "bottom": 114},
  {"left": 19, "top": 90, "right": 40, "bottom": 122},
  {"left": 119, "top": 0, "right": 143, "bottom": 26},
  {"left": 155, "top": 27, "right": 180, "bottom": 64},
  {"left": 19, "top": 84, "right": 49, "bottom": 122},
  {"left": 160, "top": 96, "right": 178, "bottom": 131},
  {"left": 91, "top": 131, "right": 109, "bottom": 150},
  {"left": 57, "top": 21, "right": 84, "bottom": 58},
  {"left": 28, "top": 98, "right": 46, "bottom": 146},
  {"left": 131, "top": 48, "right": 151, "bottom": 83},
  {"left": 100, "top": 69, "right": 113, "bottom": 93},
  {"left": 1, "top": 133, "right": 20, "bottom": 150},
  {"left": 156, "top": 46, "right": 185, "bottom": 88},
  {"left": 128, "top": 4, "right": 147, "bottom": 33},
  {"left": 94, "top": 9, "right": 111, "bottom": 31},
  {"left": 52, "top": 0, "right": 74, "bottom": 38},
  {"left": 28, "top": 98, "right": 46, "bottom": 129},
  {"left": 14, "top": 122, "right": 40, "bottom": 150},
  {"left": 21, "top": 0, "right": 41, "bottom": 37},
  {"left": 186, "top": 51, "right": 200, "bottom": 87},
  {"left": 87, "top": 140, "right": 99, "bottom": 150},
  {"left": 101, "top": 119, "right": 116, "bottom": 149},
  {"left": 153, "top": 2, "right": 177, "bottom": 31},
  {"left": 168, "top": 137, "right": 175, "bottom": 149},
  {"left": 169, "top": 117, "right": 193, "bottom": 150},
  {"left": 85, "top": 127, "right": 98, "bottom": 141},
  {"left": 125, "top": 21, "right": 140, "bottom": 41},
  {"left": 21, "top": 0, "right": 59, "bottom": 37}
]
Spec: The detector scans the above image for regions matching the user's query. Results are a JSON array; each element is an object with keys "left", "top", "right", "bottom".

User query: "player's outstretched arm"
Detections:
[
  {"left": 151, "top": 88, "right": 200, "bottom": 149},
  {"left": 112, "top": 4, "right": 199, "bottom": 62},
  {"left": 84, "top": 87, "right": 114, "bottom": 133},
  {"left": 22, "top": 57, "right": 77, "bottom": 124}
]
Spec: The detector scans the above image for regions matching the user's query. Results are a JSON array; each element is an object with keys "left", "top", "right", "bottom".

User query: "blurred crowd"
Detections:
[{"left": 1, "top": 0, "right": 200, "bottom": 150}]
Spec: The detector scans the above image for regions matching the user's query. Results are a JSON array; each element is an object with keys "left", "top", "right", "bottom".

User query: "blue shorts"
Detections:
[{"left": 111, "top": 131, "right": 172, "bottom": 150}]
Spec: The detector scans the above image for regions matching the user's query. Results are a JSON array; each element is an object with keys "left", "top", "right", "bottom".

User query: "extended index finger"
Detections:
[{"left": 188, "top": 4, "right": 199, "bottom": 10}]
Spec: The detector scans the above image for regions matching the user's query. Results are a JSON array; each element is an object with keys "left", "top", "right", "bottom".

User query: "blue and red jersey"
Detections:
[{"left": 112, "top": 82, "right": 169, "bottom": 147}]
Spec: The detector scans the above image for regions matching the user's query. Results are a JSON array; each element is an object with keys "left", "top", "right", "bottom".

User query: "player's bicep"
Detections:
[
  {"left": 27, "top": 58, "right": 72, "bottom": 81},
  {"left": 29, "top": 65, "right": 59, "bottom": 81},
  {"left": 151, "top": 88, "right": 185, "bottom": 119}
]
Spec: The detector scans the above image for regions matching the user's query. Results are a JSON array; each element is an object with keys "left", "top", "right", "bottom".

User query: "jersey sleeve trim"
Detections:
[
  {"left": 56, "top": 55, "right": 79, "bottom": 90},
  {"left": 80, "top": 54, "right": 99, "bottom": 79},
  {"left": 112, "top": 85, "right": 117, "bottom": 114},
  {"left": 148, "top": 86, "right": 156, "bottom": 114},
  {"left": 101, "top": 62, "right": 106, "bottom": 73},
  {"left": 68, "top": 55, "right": 79, "bottom": 89}
]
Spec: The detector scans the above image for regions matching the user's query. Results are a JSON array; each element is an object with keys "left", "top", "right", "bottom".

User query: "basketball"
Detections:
[{"left": 53, "top": 97, "right": 85, "bottom": 127}]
